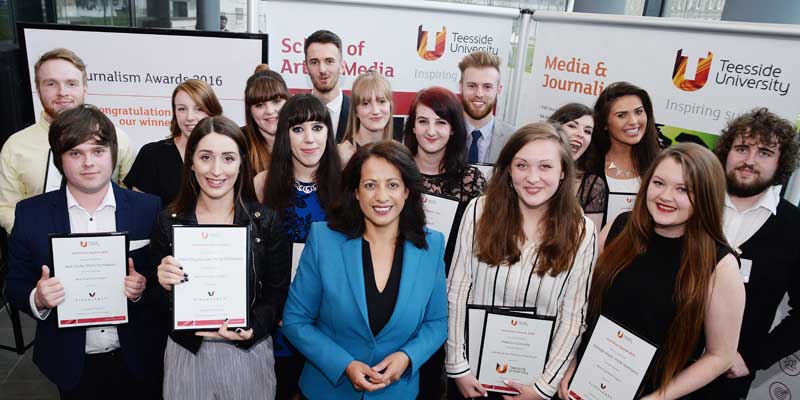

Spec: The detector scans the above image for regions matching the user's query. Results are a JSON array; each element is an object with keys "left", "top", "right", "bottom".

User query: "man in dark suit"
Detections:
[
  {"left": 304, "top": 29, "right": 350, "bottom": 142},
  {"left": 6, "top": 105, "right": 161, "bottom": 400},
  {"left": 697, "top": 108, "right": 800, "bottom": 399}
]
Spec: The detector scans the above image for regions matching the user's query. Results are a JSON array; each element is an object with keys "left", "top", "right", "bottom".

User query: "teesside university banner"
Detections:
[
  {"left": 264, "top": 0, "right": 516, "bottom": 115},
  {"left": 522, "top": 14, "right": 800, "bottom": 400},
  {"left": 520, "top": 15, "right": 800, "bottom": 147}
]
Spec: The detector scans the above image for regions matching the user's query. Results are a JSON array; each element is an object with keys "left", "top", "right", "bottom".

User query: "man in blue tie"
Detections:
[{"left": 458, "top": 51, "right": 515, "bottom": 164}]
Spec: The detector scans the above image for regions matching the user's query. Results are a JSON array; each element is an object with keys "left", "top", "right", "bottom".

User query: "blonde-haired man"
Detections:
[
  {"left": 0, "top": 48, "right": 134, "bottom": 232},
  {"left": 458, "top": 51, "right": 515, "bottom": 164}
]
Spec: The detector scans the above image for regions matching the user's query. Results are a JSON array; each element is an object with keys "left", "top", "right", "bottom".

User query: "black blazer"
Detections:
[
  {"left": 150, "top": 198, "right": 291, "bottom": 353},
  {"left": 335, "top": 94, "right": 351, "bottom": 143}
]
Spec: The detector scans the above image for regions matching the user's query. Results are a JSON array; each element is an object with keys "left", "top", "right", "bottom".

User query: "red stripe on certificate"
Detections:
[
  {"left": 60, "top": 315, "right": 126, "bottom": 325},
  {"left": 481, "top": 384, "right": 519, "bottom": 394},
  {"left": 569, "top": 390, "right": 584, "bottom": 400},
  {"left": 178, "top": 318, "right": 245, "bottom": 326}
]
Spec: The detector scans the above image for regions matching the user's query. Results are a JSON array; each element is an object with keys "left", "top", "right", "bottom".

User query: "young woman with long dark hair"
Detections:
[
  {"left": 243, "top": 65, "right": 289, "bottom": 174},
  {"left": 559, "top": 143, "right": 745, "bottom": 400}
]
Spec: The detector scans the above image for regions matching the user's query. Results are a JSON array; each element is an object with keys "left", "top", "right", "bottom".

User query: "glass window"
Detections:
[
  {"left": 173, "top": 1, "right": 188, "bottom": 18},
  {"left": 55, "top": 0, "right": 131, "bottom": 27},
  {"left": 663, "top": 0, "right": 726, "bottom": 20}
]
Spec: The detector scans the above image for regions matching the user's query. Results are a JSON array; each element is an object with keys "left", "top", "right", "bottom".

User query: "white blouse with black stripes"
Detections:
[{"left": 445, "top": 196, "right": 598, "bottom": 399}]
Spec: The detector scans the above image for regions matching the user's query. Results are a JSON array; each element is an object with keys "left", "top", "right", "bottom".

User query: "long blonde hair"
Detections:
[{"left": 341, "top": 71, "right": 393, "bottom": 143}]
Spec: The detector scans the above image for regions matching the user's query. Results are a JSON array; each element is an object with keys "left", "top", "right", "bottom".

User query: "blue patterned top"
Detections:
[{"left": 283, "top": 181, "right": 326, "bottom": 243}]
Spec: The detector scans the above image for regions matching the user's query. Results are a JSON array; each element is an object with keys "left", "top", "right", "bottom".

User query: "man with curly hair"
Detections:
[{"left": 698, "top": 108, "right": 800, "bottom": 399}]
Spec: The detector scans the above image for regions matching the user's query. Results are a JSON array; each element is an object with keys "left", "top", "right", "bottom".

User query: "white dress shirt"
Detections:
[
  {"left": 465, "top": 118, "right": 495, "bottom": 164},
  {"left": 29, "top": 184, "right": 122, "bottom": 354},
  {"left": 723, "top": 185, "right": 781, "bottom": 249},
  {"left": 323, "top": 89, "right": 344, "bottom": 138}
]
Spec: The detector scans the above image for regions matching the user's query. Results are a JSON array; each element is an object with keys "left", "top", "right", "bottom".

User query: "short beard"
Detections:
[
  {"left": 726, "top": 169, "right": 775, "bottom": 198},
  {"left": 461, "top": 96, "right": 496, "bottom": 121}
]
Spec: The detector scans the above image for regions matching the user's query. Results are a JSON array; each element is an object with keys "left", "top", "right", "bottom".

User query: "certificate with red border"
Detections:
[
  {"left": 172, "top": 225, "right": 250, "bottom": 331},
  {"left": 50, "top": 232, "right": 129, "bottom": 328}
]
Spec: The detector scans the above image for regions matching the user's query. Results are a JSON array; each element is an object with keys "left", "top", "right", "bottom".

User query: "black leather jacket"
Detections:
[{"left": 149, "top": 198, "right": 291, "bottom": 352}]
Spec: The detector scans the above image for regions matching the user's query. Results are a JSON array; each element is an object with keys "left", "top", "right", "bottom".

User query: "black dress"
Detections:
[
  {"left": 123, "top": 138, "right": 183, "bottom": 207},
  {"left": 362, "top": 238, "right": 403, "bottom": 337},
  {"left": 582, "top": 212, "right": 732, "bottom": 398}
]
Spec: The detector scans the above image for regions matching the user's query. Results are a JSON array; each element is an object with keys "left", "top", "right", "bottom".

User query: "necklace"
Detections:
[
  {"left": 607, "top": 160, "right": 635, "bottom": 178},
  {"left": 294, "top": 180, "right": 318, "bottom": 194}
]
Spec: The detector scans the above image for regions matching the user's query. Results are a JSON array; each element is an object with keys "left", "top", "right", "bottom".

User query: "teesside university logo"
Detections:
[
  {"left": 417, "top": 25, "right": 447, "bottom": 61},
  {"left": 672, "top": 49, "right": 714, "bottom": 91}
]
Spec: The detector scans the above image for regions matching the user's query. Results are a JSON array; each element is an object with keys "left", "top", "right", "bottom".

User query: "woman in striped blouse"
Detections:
[{"left": 446, "top": 122, "right": 598, "bottom": 400}]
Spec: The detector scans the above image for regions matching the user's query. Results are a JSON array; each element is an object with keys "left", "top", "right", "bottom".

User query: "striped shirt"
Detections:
[{"left": 445, "top": 196, "right": 597, "bottom": 399}]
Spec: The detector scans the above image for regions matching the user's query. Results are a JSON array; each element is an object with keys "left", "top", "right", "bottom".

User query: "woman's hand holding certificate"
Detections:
[{"left": 157, "top": 255, "right": 187, "bottom": 290}]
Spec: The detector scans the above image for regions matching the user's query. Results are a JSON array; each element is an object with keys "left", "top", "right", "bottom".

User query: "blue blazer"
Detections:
[
  {"left": 5, "top": 184, "right": 161, "bottom": 390},
  {"left": 283, "top": 222, "right": 448, "bottom": 399}
]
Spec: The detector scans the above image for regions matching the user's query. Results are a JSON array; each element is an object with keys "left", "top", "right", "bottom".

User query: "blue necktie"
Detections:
[{"left": 468, "top": 129, "right": 482, "bottom": 164}]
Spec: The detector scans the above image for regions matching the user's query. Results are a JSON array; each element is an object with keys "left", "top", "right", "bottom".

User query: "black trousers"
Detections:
[{"left": 58, "top": 350, "right": 145, "bottom": 400}]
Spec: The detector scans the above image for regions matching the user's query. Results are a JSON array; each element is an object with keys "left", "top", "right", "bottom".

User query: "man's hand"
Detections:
[
  {"left": 34, "top": 265, "right": 64, "bottom": 310},
  {"left": 123, "top": 258, "right": 146, "bottom": 300}
]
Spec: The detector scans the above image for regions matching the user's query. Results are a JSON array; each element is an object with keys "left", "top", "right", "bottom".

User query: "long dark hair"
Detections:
[
  {"left": 244, "top": 65, "right": 289, "bottom": 173},
  {"left": 589, "top": 143, "right": 728, "bottom": 392},
  {"left": 549, "top": 102, "right": 595, "bottom": 170},
  {"left": 584, "top": 82, "right": 661, "bottom": 176},
  {"left": 262, "top": 94, "right": 342, "bottom": 213},
  {"left": 403, "top": 86, "right": 468, "bottom": 183},
  {"left": 328, "top": 141, "right": 428, "bottom": 249},
  {"left": 476, "top": 123, "right": 585, "bottom": 276},
  {"left": 169, "top": 116, "right": 256, "bottom": 215}
]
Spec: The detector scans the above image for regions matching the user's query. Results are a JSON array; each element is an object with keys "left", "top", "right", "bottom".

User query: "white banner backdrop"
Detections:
[
  {"left": 264, "top": 0, "right": 517, "bottom": 115},
  {"left": 520, "top": 13, "right": 800, "bottom": 148},
  {"left": 520, "top": 13, "right": 800, "bottom": 399},
  {"left": 21, "top": 26, "right": 266, "bottom": 151}
]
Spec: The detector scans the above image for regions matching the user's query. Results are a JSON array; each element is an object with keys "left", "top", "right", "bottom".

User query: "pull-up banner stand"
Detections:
[
  {"left": 264, "top": 0, "right": 517, "bottom": 115},
  {"left": 19, "top": 24, "right": 268, "bottom": 151},
  {"left": 519, "top": 12, "right": 800, "bottom": 399},
  {"left": 520, "top": 12, "right": 800, "bottom": 149}
]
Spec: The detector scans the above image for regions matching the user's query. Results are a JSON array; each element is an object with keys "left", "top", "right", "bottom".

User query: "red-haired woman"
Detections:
[{"left": 559, "top": 143, "right": 745, "bottom": 400}]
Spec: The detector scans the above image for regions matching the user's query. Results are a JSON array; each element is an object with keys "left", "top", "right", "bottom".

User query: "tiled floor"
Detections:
[{"left": 0, "top": 305, "right": 58, "bottom": 400}]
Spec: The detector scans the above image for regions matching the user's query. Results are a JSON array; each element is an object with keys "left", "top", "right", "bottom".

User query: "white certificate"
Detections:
[
  {"left": 568, "top": 315, "right": 658, "bottom": 400},
  {"left": 422, "top": 193, "right": 460, "bottom": 244},
  {"left": 291, "top": 243, "right": 305, "bottom": 282},
  {"left": 606, "top": 193, "right": 637, "bottom": 226},
  {"left": 470, "top": 163, "right": 495, "bottom": 181},
  {"left": 467, "top": 306, "right": 537, "bottom": 374},
  {"left": 172, "top": 225, "right": 249, "bottom": 330},
  {"left": 50, "top": 233, "right": 128, "bottom": 328},
  {"left": 476, "top": 311, "right": 554, "bottom": 394},
  {"left": 43, "top": 150, "right": 63, "bottom": 193}
]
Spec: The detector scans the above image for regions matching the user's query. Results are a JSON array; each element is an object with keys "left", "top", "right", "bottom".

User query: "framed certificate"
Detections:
[
  {"left": 568, "top": 315, "right": 658, "bottom": 400},
  {"left": 172, "top": 225, "right": 250, "bottom": 330},
  {"left": 291, "top": 243, "right": 305, "bottom": 282},
  {"left": 475, "top": 309, "right": 555, "bottom": 394},
  {"left": 422, "top": 192, "right": 460, "bottom": 245},
  {"left": 49, "top": 232, "right": 129, "bottom": 328},
  {"left": 466, "top": 305, "right": 538, "bottom": 374},
  {"left": 469, "top": 162, "right": 495, "bottom": 181},
  {"left": 606, "top": 192, "right": 637, "bottom": 226}
]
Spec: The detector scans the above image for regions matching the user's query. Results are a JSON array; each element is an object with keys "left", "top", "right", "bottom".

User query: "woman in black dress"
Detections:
[
  {"left": 124, "top": 79, "right": 223, "bottom": 206},
  {"left": 559, "top": 143, "right": 745, "bottom": 399}
]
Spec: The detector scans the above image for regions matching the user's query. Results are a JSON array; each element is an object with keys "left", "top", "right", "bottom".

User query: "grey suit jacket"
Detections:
[{"left": 485, "top": 118, "right": 516, "bottom": 164}]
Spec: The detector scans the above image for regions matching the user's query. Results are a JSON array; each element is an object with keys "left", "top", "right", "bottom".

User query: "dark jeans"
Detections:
[{"left": 58, "top": 350, "right": 145, "bottom": 400}]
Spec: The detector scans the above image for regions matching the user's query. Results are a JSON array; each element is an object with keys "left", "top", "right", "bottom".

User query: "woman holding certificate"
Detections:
[
  {"left": 403, "top": 86, "right": 486, "bottom": 202},
  {"left": 283, "top": 141, "right": 448, "bottom": 399},
  {"left": 559, "top": 144, "right": 745, "bottom": 400},
  {"left": 153, "top": 115, "right": 290, "bottom": 400},
  {"left": 446, "top": 123, "right": 598, "bottom": 400},
  {"left": 581, "top": 82, "right": 662, "bottom": 226}
]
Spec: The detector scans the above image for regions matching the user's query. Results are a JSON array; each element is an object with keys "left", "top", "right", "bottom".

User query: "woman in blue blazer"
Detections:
[{"left": 283, "top": 141, "right": 448, "bottom": 399}]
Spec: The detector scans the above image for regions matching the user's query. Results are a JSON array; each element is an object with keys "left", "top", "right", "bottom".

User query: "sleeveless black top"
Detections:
[{"left": 590, "top": 212, "right": 733, "bottom": 397}]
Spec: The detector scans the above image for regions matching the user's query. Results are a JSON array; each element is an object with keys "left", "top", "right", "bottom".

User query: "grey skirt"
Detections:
[{"left": 163, "top": 336, "right": 276, "bottom": 400}]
